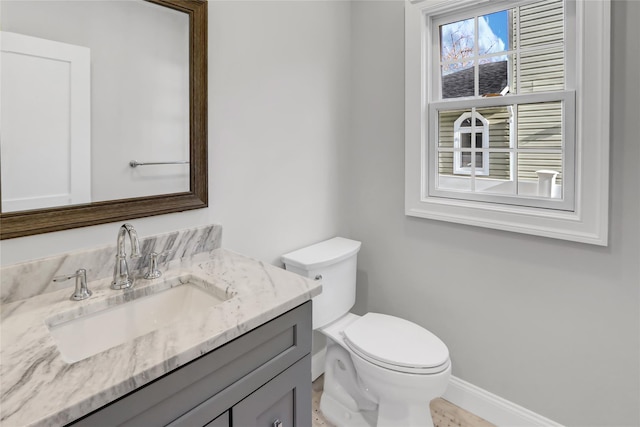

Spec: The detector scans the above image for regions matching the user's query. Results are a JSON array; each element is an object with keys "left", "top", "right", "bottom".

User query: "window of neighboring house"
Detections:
[
  {"left": 453, "top": 112, "right": 489, "bottom": 176},
  {"left": 405, "top": 0, "right": 610, "bottom": 245}
]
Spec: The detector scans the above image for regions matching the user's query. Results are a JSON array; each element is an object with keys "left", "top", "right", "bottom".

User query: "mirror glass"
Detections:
[
  {"left": 0, "top": 0, "right": 207, "bottom": 239},
  {"left": 1, "top": 0, "right": 190, "bottom": 212}
]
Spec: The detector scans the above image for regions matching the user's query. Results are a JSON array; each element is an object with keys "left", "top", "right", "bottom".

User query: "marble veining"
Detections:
[
  {"left": 0, "top": 240, "right": 321, "bottom": 426},
  {"left": 0, "top": 224, "right": 222, "bottom": 305}
]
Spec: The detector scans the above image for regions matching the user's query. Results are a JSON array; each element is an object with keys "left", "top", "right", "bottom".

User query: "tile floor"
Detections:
[{"left": 311, "top": 375, "right": 495, "bottom": 427}]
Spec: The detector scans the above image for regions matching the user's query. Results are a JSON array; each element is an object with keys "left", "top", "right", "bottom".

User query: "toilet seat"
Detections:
[{"left": 343, "top": 313, "right": 450, "bottom": 375}]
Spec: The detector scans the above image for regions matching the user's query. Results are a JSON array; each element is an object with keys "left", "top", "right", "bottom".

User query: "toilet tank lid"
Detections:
[{"left": 281, "top": 237, "right": 361, "bottom": 270}]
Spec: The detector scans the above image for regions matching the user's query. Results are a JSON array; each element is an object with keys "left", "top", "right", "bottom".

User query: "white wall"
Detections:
[
  {"left": 0, "top": 0, "right": 351, "bottom": 267},
  {"left": 347, "top": 1, "right": 639, "bottom": 425}
]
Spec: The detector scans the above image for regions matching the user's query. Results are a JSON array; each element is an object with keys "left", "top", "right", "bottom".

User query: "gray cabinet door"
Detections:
[{"left": 233, "top": 355, "right": 311, "bottom": 427}]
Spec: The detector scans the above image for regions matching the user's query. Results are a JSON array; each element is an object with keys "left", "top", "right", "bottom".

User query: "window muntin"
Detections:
[{"left": 429, "top": 0, "right": 574, "bottom": 210}]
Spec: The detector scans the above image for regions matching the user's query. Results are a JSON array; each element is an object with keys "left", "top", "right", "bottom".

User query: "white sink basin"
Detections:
[{"left": 47, "top": 276, "right": 233, "bottom": 363}]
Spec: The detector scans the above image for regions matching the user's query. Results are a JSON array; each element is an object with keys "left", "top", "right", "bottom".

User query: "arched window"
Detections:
[{"left": 453, "top": 111, "right": 489, "bottom": 176}]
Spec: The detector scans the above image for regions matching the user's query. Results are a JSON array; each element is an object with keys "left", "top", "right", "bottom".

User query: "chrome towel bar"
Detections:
[{"left": 129, "top": 160, "right": 189, "bottom": 168}]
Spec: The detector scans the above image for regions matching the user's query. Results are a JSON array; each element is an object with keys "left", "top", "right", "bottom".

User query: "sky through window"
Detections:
[{"left": 440, "top": 10, "right": 509, "bottom": 75}]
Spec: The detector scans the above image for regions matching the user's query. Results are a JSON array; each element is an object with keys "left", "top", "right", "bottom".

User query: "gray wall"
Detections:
[{"left": 348, "top": 1, "right": 639, "bottom": 425}]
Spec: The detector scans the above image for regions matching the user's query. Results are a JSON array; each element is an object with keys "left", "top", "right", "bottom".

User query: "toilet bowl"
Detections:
[{"left": 282, "top": 237, "right": 451, "bottom": 427}]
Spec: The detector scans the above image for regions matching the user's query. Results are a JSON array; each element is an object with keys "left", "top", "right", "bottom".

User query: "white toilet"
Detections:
[{"left": 282, "top": 237, "right": 451, "bottom": 427}]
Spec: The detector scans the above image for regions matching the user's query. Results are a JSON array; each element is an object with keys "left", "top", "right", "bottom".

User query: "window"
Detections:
[
  {"left": 453, "top": 112, "right": 490, "bottom": 176},
  {"left": 432, "top": 0, "right": 574, "bottom": 208},
  {"left": 405, "top": 0, "right": 611, "bottom": 245}
]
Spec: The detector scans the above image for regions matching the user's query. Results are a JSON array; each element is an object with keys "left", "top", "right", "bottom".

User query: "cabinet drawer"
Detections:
[
  {"left": 233, "top": 355, "right": 311, "bottom": 427},
  {"left": 173, "top": 355, "right": 311, "bottom": 427},
  {"left": 69, "top": 302, "right": 311, "bottom": 426}
]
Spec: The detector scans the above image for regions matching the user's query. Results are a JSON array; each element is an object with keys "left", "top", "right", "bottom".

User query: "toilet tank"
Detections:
[{"left": 282, "top": 237, "right": 361, "bottom": 329}]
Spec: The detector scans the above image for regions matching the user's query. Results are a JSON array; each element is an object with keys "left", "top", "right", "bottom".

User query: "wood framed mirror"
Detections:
[{"left": 0, "top": 0, "right": 207, "bottom": 240}]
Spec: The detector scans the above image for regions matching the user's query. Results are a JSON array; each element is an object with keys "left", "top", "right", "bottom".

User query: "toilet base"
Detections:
[
  {"left": 320, "top": 392, "right": 437, "bottom": 427},
  {"left": 320, "top": 392, "right": 377, "bottom": 427},
  {"left": 318, "top": 313, "right": 450, "bottom": 427}
]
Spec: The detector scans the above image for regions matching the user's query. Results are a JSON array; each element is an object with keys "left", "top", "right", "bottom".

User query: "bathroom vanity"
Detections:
[
  {"left": 0, "top": 225, "right": 321, "bottom": 426},
  {"left": 71, "top": 302, "right": 311, "bottom": 426}
]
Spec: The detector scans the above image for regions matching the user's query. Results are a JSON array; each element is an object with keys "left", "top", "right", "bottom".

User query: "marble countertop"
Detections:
[{"left": 0, "top": 249, "right": 321, "bottom": 427}]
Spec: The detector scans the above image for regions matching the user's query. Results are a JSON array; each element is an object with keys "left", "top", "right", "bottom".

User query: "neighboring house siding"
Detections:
[
  {"left": 438, "top": 0, "right": 563, "bottom": 184},
  {"left": 438, "top": 108, "right": 511, "bottom": 180},
  {"left": 517, "top": 101, "right": 562, "bottom": 183},
  {"left": 515, "top": 0, "right": 563, "bottom": 183},
  {"left": 516, "top": 0, "right": 564, "bottom": 93}
]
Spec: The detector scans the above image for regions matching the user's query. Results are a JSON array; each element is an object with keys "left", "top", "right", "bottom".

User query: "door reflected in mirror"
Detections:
[
  {"left": 0, "top": 0, "right": 207, "bottom": 239},
  {"left": 1, "top": 0, "right": 190, "bottom": 213}
]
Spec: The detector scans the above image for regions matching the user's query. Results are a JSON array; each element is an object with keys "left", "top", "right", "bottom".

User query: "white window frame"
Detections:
[
  {"left": 405, "top": 0, "right": 610, "bottom": 245},
  {"left": 453, "top": 111, "right": 490, "bottom": 176}
]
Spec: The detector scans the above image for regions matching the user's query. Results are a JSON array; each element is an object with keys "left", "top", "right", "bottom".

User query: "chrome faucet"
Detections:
[{"left": 111, "top": 223, "right": 141, "bottom": 290}]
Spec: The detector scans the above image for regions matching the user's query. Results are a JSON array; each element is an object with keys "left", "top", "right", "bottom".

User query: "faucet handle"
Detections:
[
  {"left": 53, "top": 268, "right": 92, "bottom": 301},
  {"left": 143, "top": 250, "right": 173, "bottom": 280}
]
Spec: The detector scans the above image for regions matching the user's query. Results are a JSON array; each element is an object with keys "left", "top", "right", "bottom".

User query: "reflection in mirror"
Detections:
[
  {"left": 0, "top": 0, "right": 208, "bottom": 239},
  {"left": 1, "top": 0, "right": 189, "bottom": 212}
]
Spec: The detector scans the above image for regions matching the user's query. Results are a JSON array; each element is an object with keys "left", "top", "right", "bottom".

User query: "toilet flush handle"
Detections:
[{"left": 315, "top": 274, "right": 323, "bottom": 281}]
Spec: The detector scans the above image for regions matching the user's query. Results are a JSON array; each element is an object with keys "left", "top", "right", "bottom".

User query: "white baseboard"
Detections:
[
  {"left": 443, "top": 375, "right": 564, "bottom": 427},
  {"left": 313, "top": 352, "right": 561, "bottom": 426},
  {"left": 312, "top": 347, "right": 326, "bottom": 381}
]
